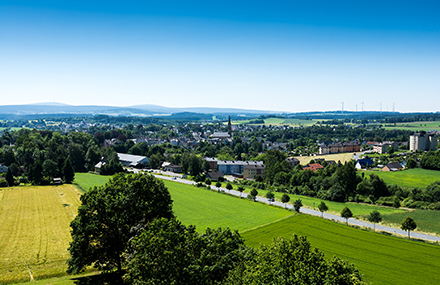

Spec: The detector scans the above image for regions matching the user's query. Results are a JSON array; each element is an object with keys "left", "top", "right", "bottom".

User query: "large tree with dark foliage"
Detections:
[
  {"left": 67, "top": 173, "right": 173, "bottom": 274},
  {"left": 225, "top": 235, "right": 364, "bottom": 284},
  {"left": 125, "top": 218, "right": 248, "bottom": 285}
]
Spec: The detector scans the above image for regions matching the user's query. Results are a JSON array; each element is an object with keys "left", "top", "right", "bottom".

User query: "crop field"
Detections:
[
  {"left": 359, "top": 168, "right": 440, "bottom": 189},
  {"left": 293, "top": 152, "right": 355, "bottom": 166},
  {"left": 382, "top": 209, "right": 440, "bottom": 235},
  {"left": 73, "top": 172, "right": 111, "bottom": 192},
  {"left": 163, "top": 180, "right": 294, "bottom": 232},
  {"left": 383, "top": 121, "right": 440, "bottom": 132},
  {"left": 241, "top": 215, "right": 440, "bottom": 285},
  {"left": 0, "top": 185, "right": 82, "bottom": 284}
]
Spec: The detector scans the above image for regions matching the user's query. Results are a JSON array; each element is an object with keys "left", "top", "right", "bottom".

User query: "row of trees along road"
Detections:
[{"left": 68, "top": 173, "right": 364, "bottom": 284}]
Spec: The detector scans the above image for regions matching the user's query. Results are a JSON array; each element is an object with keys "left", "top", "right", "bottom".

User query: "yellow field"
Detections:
[
  {"left": 294, "top": 152, "right": 355, "bottom": 165},
  {"left": 0, "top": 185, "right": 81, "bottom": 284}
]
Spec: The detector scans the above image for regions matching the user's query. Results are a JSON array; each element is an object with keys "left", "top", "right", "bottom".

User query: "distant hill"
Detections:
[{"left": 0, "top": 103, "right": 277, "bottom": 120}]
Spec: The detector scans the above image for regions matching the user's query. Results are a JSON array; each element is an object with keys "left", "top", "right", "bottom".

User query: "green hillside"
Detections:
[{"left": 242, "top": 215, "right": 440, "bottom": 285}]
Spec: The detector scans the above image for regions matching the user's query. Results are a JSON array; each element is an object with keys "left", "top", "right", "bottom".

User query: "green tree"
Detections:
[
  {"left": 225, "top": 234, "right": 364, "bottom": 284},
  {"left": 293, "top": 199, "right": 302, "bottom": 213},
  {"left": 205, "top": 178, "right": 212, "bottom": 186},
  {"left": 367, "top": 210, "right": 382, "bottom": 231},
  {"left": 387, "top": 146, "right": 394, "bottom": 154},
  {"left": 238, "top": 185, "right": 245, "bottom": 197},
  {"left": 341, "top": 207, "right": 353, "bottom": 224},
  {"left": 5, "top": 168, "right": 14, "bottom": 187},
  {"left": 401, "top": 217, "right": 417, "bottom": 238},
  {"left": 67, "top": 173, "right": 173, "bottom": 274},
  {"left": 216, "top": 181, "right": 222, "bottom": 189},
  {"left": 188, "top": 154, "right": 202, "bottom": 177},
  {"left": 281, "top": 193, "right": 290, "bottom": 208},
  {"left": 125, "top": 218, "right": 248, "bottom": 285},
  {"left": 266, "top": 191, "right": 275, "bottom": 204},
  {"left": 42, "top": 159, "right": 58, "bottom": 180},
  {"left": 226, "top": 182, "right": 233, "bottom": 191},
  {"left": 318, "top": 201, "right": 328, "bottom": 218},
  {"left": 393, "top": 196, "right": 401, "bottom": 208},
  {"left": 62, "top": 157, "right": 75, "bottom": 184},
  {"left": 250, "top": 188, "right": 258, "bottom": 201}
]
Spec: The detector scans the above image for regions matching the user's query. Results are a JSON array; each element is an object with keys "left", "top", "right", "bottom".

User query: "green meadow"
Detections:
[
  {"left": 381, "top": 209, "right": 440, "bottom": 235},
  {"left": 163, "top": 180, "right": 294, "bottom": 232},
  {"left": 383, "top": 121, "right": 440, "bottom": 132},
  {"left": 242, "top": 215, "right": 440, "bottom": 285},
  {"left": 73, "top": 172, "right": 111, "bottom": 192},
  {"left": 359, "top": 168, "right": 440, "bottom": 189}
]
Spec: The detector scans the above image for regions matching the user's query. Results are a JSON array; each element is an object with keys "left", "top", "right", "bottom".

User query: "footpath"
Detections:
[{"left": 151, "top": 173, "right": 440, "bottom": 243}]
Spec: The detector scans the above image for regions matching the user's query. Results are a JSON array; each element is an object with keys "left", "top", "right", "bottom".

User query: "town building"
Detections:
[
  {"left": 303, "top": 163, "right": 324, "bottom": 172},
  {"left": 355, "top": 158, "right": 374, "bottom": 169},
  {"left": 319, "top": 141, "right": 361, "bottom": 155},
  {"left": 382, "top": 162, "right": 403, "bottom": 172},
  {"left": 243, "top": 164, "right": 266, "bottom": 179},
  {"left": 285, "top": 157, "right": 300, "bottom": 168},
  {"left": 117, "top": 153, "right": 150, "bottom": 168},
  {"left": 217, "top": 160, "right": 265, "bottom": 176},
  {"left": 373, "top": 141, "right": 399, "bottom": 154},
  {"left": 410, "top": 132, "right": 438, "bottom": 151}
]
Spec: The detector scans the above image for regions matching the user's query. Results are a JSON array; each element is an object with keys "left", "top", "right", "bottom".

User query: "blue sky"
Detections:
[{"left": 0, "top": 1, "right": 439, "bottom": 112}]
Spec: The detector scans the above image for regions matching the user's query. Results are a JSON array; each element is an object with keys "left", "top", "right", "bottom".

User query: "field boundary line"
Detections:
[{"left": 239, "top": 214, "right": 296, "bottom": 234}]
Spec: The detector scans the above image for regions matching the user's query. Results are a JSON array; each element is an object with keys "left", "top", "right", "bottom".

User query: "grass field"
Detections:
[
  {"left": 163, "top": 180, "right": 294, "bottom": 232},
  {"left": 359, "top": 168, "right": 440, "bottom": 189},
  {"left": 0, "top": 185, "right": 82, "bottom": 284},
  {"left": 383, "top": 121, "right": 440, "bottom": 132},
  {"left": 73, "top": 172, "right": 111, "bottom": 193},
  {"left": 294, "top": 152, "right": 355, "bottom": 165},
  {"left": 241, "top": 215, "right": 440, "bottom": 285},
  {"left": 223, "top": 183, "right": 405, "bottom": 217},
  {"left": 381, "top": 210, "right": 440, "bottom": 235}
]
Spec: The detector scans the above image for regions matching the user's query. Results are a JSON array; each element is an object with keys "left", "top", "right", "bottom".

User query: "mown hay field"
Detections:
[
  {"left": 242, "top": 214, "right": 440, "bottom": 285},
  {"left": 0, "top": 185, "right": 81, "bottom": 284},
  {"left": 294, "top": 152, "right": 355, "bottom": 166},
  {"left": 359, "top": 168, "right": 440, "bottom": 189}
]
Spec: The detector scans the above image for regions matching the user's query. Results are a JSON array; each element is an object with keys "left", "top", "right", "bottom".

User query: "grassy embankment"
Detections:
[{"left": 242, "top": 215, "right": 440, "bottom": 285}]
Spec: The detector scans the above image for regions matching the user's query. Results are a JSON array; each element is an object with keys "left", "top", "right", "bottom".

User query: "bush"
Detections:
[
  {"left": 0, "top": 178, "right": 8, "bottom": 187},
  {"left": 428, "top": 202, "right": 440, "bottom": 210}
]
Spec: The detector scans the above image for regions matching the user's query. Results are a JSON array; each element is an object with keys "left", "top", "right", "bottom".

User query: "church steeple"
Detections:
[{"left": 228, "top": 116, "right": 232, "bottom": 136}]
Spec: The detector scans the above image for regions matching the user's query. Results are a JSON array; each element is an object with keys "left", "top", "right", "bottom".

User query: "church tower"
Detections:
[{"left": 228, "top": 116, "right": 232, "bottom": 137}]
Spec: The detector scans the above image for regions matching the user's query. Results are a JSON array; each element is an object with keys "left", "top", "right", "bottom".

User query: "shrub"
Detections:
[{"left": 0, "top": 178, "right": 8, "bottom": 187}]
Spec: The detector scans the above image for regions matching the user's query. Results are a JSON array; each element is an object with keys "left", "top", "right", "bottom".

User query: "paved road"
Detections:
[{"left": 129, "top": 169, "right": 440, "bottom": 242}]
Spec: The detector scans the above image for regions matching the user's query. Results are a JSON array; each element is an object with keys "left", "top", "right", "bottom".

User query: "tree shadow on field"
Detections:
[{"left": 72, "top": 272, "right": 125, "bottom": 285}]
